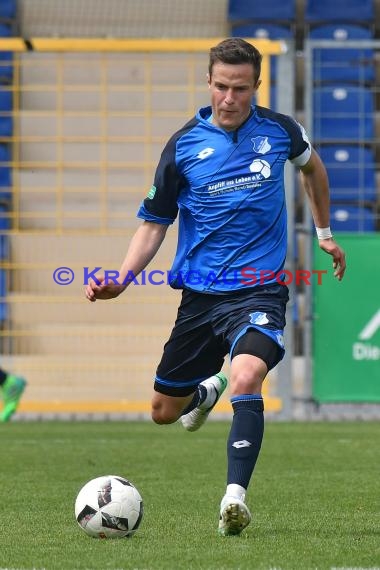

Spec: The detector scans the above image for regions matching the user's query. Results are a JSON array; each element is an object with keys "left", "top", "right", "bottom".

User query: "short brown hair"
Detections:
[{"left": 208, "top": 38, "right": 262, "bottom": 84}]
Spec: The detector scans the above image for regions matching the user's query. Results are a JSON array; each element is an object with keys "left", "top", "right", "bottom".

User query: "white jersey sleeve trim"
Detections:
[
  {"left": 291, "top": 145, "right": 312, "bottom": 167},
  {"left": 290, "top": 122, "right": 312, "bottom": 167}
]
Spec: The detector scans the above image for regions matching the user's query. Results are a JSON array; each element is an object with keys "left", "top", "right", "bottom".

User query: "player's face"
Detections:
[{"left": 208, "top": 62, "right": 260, "bottom": 131}]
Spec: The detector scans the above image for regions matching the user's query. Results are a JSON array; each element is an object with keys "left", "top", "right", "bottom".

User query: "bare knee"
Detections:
[
  {"left": 230, "top": 354, "right": 267, "bottom": 396},
  {"left": 231, "top": 371, "right": 264, "bottom": 395},
  {"left": 151, "top": 402, "right": 178, "bottom": 425},
  {"left": 151, "top": 393, "right": 189, "bottom": 425}
]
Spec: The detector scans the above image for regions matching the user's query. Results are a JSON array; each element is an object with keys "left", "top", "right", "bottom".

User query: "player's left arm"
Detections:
[{"left": 299, "top": 148, "right": 346, "bottom": 281}]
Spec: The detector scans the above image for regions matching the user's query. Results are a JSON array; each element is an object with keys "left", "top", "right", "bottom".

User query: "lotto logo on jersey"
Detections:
[
  {"left": 249, "top": 158, "right": 271, "bottom": 179},
  {"left": 197, "top": 147, "right": 215, "bottom": 160}
]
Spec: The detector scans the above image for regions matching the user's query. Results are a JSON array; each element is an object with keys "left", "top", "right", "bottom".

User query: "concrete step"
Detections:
[
  {"left": 15, "top": 185, "right": 175, "bottom": 233},
  {"left": 16, "top": 186, "right": 144, "bottom": 231},
  {"left": 9, "top": 266, "right": 181, "bottom": 293},
  {"left": 8, "top": 292, "right": 180, "bottom": 326},
  {"left": 7, "top": 232, "right": 178, "bottom": 293},
  {"left": 0, "top": 354, "right": 166, "bottom": 402},
  {"left": 7, "top": 322, "right": 174, "bottom": 356},
  {"left": 0, "top": 354, "right": 233, "bottom": 411},
  {"left": 0, "top": 353, "right": 285, "bottom": 416},
  {"left": 2, "top": 353, "right": 288, "bottom": 417},
  {"left": 8, "top": 232, "right": 177, "bottom": 264},
  {"left": 18, "top": 110, "right": 190, "bottom": 140}
]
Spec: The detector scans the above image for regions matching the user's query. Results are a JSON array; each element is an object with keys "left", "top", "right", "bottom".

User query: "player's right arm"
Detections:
[
  {"left": 85, "top": 221, "right": 169, "bottom": 302},
  {"left": 86, "top": 125, "right": 185, "bottom": 302}
]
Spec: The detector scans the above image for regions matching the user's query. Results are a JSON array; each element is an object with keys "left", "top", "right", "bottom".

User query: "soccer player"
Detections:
[
  {"left": 85, "top": 38, "right": 346, "bottom": 536},
  {"left": 0, "top": 368, "right": 27, "bottom": 421}
]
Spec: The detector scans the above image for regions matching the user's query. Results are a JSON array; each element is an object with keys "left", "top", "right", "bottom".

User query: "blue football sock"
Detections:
[{"left": 227, "top": 395, "right": 264, "bottom": 489}]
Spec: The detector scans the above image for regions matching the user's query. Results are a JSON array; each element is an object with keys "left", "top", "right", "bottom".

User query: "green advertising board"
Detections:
[{"left": 313, "top": 234, "right": 380, "bottom": 402}]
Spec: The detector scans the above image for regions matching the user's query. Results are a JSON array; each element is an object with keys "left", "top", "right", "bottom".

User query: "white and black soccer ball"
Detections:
[{"left": 75, "top": 475, "right": 143, "bottom": 539}]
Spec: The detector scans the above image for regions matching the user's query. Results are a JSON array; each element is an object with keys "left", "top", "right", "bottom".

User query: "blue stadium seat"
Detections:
[
  {"left": 0, "top": 143, "right": 11, "bottom": 193},
  {"left": 228, "top": 0, "right": 295, "bottom": 22},
  {"left": 0, "top": 234, "right": 9, "bottom": 259},
  {"left": 231, "top": 24, "right": 292, "bottom": 82},
  {"left": 310, "top": 25, "right": 374, "bottom": 84},
  {"left": 330, "top": 204, "right": 377, "bottom": 232},
  {"left": 313, "top": 86, "right": 374, "bottom": 142},
  {"left": 0, "top": 86, "right": 12, "bottom": 136},
  {"left": 305, "top": 0, "right": 374, "bottom": 23},
  {"left": 0, "top": 0, "right": 16, "bottom": 20},
  {"left": 0, "top": 204, "right": 10, "bottom": 229},
  {"left": 0, "top": 22, "right": 12, "bottom": 35},
  {"left": 0, "top": 142, "right": 11, "bottom": 206},
  {"left": 0, "top": 88, "right": 12, "bottom": 110},
  {"left": 0, "top": 257, "right": 9, "bottom": 324},
  {"left": 319, "top": 145, "right": 377, "bottom": 203},
  {"left": 0, "top": 267, "right": 7, "bottom": 299},
  {"left": 231, "top": 23, "right": 292, "bottom": 39},
  {"left": 0, "top": 301, "right": 7, "bottom": 321},
  {"left": 0, "top": 23, "right": 13, "bottom": 81}
]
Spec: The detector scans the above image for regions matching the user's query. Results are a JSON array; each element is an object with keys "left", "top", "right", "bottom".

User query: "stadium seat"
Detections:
[
  {"left": 313, "top": 86, "right": 374, "bottom": 142},
  {"left": 0, "top": 143, "right": 11, "bottom": 195},
  {"left": 0, "top": 0, "right": 16, "bottom": 20},
  {"left": 305, "top": 0, "right": 374, "bottom": 23},
  {"left": 310, "top": 25, "right": 375, "bottom": 84},
  {"left": 231, "top": 24, "right": 292, "bottom": 82},
  {"left": 330, "top": 204, "right": 377, "bottom": 232},
  {"left": 318, "top": 145, "right": 377, "bottom": 203},
  {"left": 0, "top": 267, "right": 7, "bottom": 300},
  {"left": 231, "top": 23, "right": 292, "bottom": 40},
  {"left": 0, "top": 53, "right": 13, "bottom": 82},
  {"left": 0, "top": 234, "right": 9, "bottom": 259},
  {"left": 0, "top": 22, "right": 11, "bottom": 35},
  {"left": 0, "top": 204, "right": 10, "bottom": 229},
  {"left": 0, "top": 88, "right": 12, "bottom": 110},
  {"left": 0, "top": 86, "right": 12, "bottom": 136},
  {"left": 228, "top": 0, "right": 295, "bottom": 23},
  {"left": 0, "top": 300, "right": 7, "bottom": 321},
  {"left": 0, "top": 142, "right": 11, "bottom": 206},
  {"left": 0, "top": 23, "right": 13, "bottom": 81}
]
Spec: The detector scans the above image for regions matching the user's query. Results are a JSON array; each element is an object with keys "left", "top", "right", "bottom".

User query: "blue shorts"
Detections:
[{"left": 154, "top": 284, "right": 289, "bottom": 396}]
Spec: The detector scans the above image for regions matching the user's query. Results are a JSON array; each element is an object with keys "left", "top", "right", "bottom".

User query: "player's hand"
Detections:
[
  {"left": 319, "top": 238, "right": 346, "bottom": 281},
  {"left": 85, "top": 274, "right": 126, "bottom": 302}
]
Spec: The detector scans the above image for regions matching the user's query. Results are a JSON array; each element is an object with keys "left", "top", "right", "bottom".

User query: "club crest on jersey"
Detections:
[
  {"left": 249, "top": 312, "right": 269, "bottom": 325},
  {"left": 251, "top": 136, "right": 271, "bottom": 154}
]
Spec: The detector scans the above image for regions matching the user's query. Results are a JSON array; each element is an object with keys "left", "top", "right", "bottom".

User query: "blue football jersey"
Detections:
[{"left": 137, "top": 105, "right": 311, "bottom": 293}]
